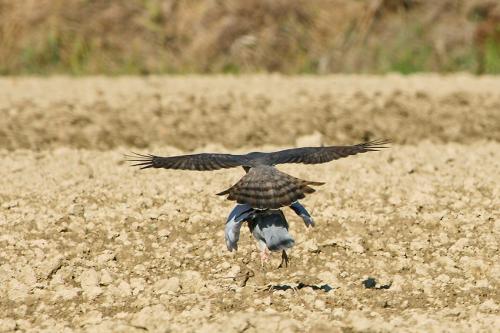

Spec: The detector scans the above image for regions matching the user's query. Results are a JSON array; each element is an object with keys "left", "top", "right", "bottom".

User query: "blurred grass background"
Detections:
[{"left": 0, "top": 0, "right": 499, "bottom": 75}]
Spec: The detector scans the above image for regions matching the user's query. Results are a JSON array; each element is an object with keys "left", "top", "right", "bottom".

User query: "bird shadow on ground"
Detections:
[
  {"left": 362, "top": 277, "right": 392, "bottom": 290},
  {"left": 267, "top": 283, "right": 334, "bottom": 292}
]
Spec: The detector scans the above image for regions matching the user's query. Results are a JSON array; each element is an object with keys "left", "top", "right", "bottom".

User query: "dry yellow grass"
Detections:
[{"left": 1, "top": 0, "right": 499, "bottom": 74}]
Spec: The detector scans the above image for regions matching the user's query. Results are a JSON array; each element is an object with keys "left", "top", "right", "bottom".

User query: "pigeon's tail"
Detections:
[
  {"left": 249, "top": 210, "right": 295, "bottom": 252},
  {"left": 265, "top": 231, "right": 295, "bottom": 252},
  {"left": 217, "top": 165, "right": 324, "bottom": 209}
]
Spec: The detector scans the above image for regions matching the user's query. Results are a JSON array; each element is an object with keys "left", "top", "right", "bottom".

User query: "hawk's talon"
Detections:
[{"left": 278, "top": 250, "right": 289, "bottom": 269}]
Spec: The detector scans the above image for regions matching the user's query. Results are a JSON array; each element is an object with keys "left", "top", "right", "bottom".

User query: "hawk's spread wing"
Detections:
[
  {"left": 127, "top": 139, "right": 389, "bottom": 209},
  {"left": 126, "top": 152, "right": 248, "bottom": 171},
  {"left": 266, "top": 139, "right": 390, "bottom": 165}
]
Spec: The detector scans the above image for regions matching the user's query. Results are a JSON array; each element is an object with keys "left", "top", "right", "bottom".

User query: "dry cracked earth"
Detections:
[{"left": 0, "top": 75, "right": 499, "bottom": 332}]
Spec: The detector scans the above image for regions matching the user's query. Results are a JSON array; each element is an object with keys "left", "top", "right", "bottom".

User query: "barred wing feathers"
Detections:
[
  {"left": 268, "top": 139, "right": 390, "bottom": 165},
  {"left": 126, "top": 152, "right": 248, "bottom": 171}
]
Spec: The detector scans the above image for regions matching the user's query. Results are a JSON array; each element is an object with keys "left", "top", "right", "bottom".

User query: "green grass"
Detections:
[
  {"left": 484, "top": 38, "right": 500, "bottom": 73},
  {"left": 10, "top": 35, "right": 500, "bottom": 76},
  {"left": 389, "top": 45, "right": 433, "bottom": 74},
  {"left": 20, "top": 32, "right": 62, "bottom": 74},
  {"left": 2, "top": 12, "right": 500, "bottom": 76}
]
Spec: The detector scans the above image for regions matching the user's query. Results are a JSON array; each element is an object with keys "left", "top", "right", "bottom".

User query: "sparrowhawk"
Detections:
[{"left": 126, "top": 139, "right": 389, "bottom": 209}]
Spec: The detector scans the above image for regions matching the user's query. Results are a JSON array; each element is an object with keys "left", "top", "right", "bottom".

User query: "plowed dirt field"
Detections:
[{"left": 0, "top": 75, "right": 499, "bottom": 332}]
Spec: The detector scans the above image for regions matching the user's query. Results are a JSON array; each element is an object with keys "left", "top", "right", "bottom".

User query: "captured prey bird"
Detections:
[
  {"left": 225, "top": 202, "right": 314, "bottom": 267},
  {"left": 126, "top": 139, "right": 390, "bottom": 210}
]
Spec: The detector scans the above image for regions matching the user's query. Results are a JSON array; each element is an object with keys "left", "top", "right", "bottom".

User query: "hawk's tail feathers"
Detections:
[
  {"left": 216, "top": 167, "right": 324, "bottom": 209},
  {"left": 216, "top": 188, "right": 231, "bottom": 196}
]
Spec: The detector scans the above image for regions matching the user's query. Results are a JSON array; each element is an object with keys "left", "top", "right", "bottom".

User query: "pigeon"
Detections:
[{"left": 225, "top": 202, "right": 313, "bottom": 267}]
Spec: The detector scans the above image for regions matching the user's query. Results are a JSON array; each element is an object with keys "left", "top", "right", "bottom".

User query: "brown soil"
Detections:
[
  {"left": 1, "top": 75, "right": 500, "bottom": 150},
  {"left": 0, "top": 76, "right": 499, "bottom": 332}
]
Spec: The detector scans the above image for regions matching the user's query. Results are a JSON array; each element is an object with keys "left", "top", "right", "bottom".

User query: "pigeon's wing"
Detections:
[
  {"left": 225, "top": 204, "right": 254, "bottom": 252},
  {"left": 217, "top": 166, "right": 324, "bottom": 209},
  {"left": 266, "top": 139, "right": 390, "bottom": 165},
  {"left": 126, "top": 152, "right": 249, "bottom": 171},
  {"left": 290, "top": 201, "right": 314, "bottom": 227}
]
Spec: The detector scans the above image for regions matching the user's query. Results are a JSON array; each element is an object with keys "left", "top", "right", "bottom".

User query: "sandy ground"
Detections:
[
  {"left": 1, "top": 75, "right": 500, "bottom": 150},
  {"left": 0, "top": 75, "right": 499, "bottom": 332}
]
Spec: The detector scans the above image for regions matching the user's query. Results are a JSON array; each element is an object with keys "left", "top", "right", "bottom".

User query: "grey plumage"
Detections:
[
  {"left": 127, "top": 139, "right": 389, "bottom": 209},
  {"left": 248, "top": 210, "right": 295, "bottom": 252},
  {"left": 224, "top": 204, "right": 253, "bottom": 251},
  {"left": 224, "top": 203, "right": 312, "bottom": 253},
  {"left": 225, "top": 203, "right": 303, "bottom": 267}
]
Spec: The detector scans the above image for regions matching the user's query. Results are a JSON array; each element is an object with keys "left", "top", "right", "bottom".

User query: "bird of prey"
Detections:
[
  {"left": 127, "top": 139, "right": 389, "bottom": 210},
  {"left": 225, "top": 202, "right": 314, "bottom": 267}
]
